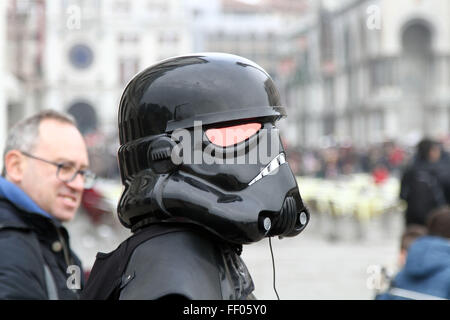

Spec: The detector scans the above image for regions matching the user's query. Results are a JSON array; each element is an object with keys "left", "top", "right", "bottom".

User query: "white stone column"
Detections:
[{"left": 384, "top": 106, "right": 397, "bottom": 141}]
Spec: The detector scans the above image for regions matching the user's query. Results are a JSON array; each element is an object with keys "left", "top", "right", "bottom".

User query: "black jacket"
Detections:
[
  {"left": 400, "top": 161, "right": 447, "bottom": 226},
  {"left": 0, "top": 199, "right": 84, "bottom": 299},
  {"left": 82, "top": 223, "right": 255, "bottom": 300}
]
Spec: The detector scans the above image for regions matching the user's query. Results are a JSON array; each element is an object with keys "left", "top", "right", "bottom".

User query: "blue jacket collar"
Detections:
[{"left": 0, "top": 176, "right": 54, "bottom": 220}]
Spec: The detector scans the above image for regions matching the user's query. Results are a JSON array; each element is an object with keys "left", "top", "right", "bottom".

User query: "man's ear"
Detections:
[{"left": 4, "top": 150, "right": 26, "bottom": 183}]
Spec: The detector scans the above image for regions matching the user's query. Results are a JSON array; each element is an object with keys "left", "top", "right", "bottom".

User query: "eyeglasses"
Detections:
[{"left": 21, "top": 151, "right": 96, "bottom": 189}]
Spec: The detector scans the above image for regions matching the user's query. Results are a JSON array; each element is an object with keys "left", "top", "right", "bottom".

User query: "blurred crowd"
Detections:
[
  {"left": 287, "top": 140, "right": 412, "bottom": 182},
  {"left": 84, "top": 133, "right": 411, "bottom": 182},
  {"left": 83, "top": 130, "right": 121, "bottom": 180},
  {"left": 83, "top": 128, "right": 450, "bottom": 185}
]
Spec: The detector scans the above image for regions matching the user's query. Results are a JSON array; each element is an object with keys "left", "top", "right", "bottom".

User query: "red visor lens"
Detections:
[{"left": 206, "top": 123, "right": 262, "bottom": 147}]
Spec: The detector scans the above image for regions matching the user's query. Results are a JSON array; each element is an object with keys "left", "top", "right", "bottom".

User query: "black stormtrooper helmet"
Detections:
[{"left": 117, "top": 52, "right": 309, "bottom": 244}]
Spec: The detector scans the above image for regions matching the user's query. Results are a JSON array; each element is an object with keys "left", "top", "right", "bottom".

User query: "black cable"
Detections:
[{"left": 268, "top": 236, "right": 280, "bottom": 300}]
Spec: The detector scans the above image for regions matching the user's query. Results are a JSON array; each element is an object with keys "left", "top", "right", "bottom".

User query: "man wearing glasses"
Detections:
[{"left": 0, "top": 110, "right": 95, "bottom": 299}]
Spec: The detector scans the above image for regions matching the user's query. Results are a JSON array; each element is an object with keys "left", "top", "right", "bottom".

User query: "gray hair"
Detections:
[{"left": 2, "top": 109, "right": 77, "bottom": 176}]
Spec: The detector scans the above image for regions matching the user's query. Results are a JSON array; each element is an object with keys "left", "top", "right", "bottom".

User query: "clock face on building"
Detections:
[{"left": 69, "top": 44, "right": 94, "bottom": 69}]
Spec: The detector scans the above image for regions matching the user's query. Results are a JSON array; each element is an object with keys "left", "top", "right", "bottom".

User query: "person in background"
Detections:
[
  {"left": 0, "top": 110, "right": 95, "bottom": 299},
  {"left": 376, "top": 206, "right": 450, "bottom": 300},
  {"left": 400, "top": 138, "right": 447, "bottom": 227},
  {"left": 397, "top": 225, "right": 428, "bottom": 268}
]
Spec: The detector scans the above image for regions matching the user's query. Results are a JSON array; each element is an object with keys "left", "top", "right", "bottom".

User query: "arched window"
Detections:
[
  {"left": 67, "top": 101, "right": 98, "bottom": 135},
  {"left": 401, "top": 21, "right": 433, "bottom": 95}
]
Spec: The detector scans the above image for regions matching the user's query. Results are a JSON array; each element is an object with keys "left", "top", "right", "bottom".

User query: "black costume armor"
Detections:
[{"left": 82, "top": 53, "right": 309, "bottom": 299}]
